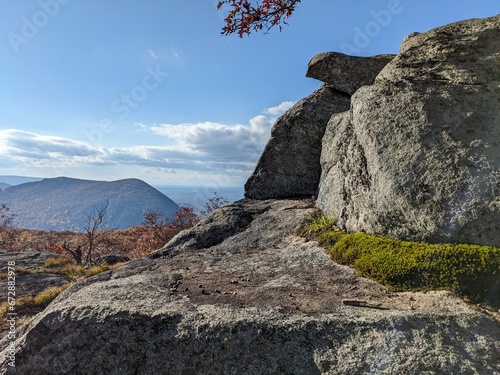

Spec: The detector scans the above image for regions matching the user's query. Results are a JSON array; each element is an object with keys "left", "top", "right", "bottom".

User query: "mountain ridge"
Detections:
[
  {"left": 0, "top": 175, "right": 42, "bottom": 186},
  {"left": 0, "top": 177, "right": 179, "bottom": 231}
]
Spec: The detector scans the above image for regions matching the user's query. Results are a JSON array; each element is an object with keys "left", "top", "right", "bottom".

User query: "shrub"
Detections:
[
  {"left": 199, "top": 192, "right": 229, "bottom": 218},
  {"left": 304, "top": 214, "right": 500, "bottom": 306},
  {"left": 300, "top": 210, "right": 338, "bottom": 236},
  {"left": 137, "top": 207, "right": 201, "bottom": 253}
]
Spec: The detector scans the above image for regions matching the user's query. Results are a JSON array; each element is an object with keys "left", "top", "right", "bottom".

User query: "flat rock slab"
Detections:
[
  {"left": 1, "top": 199, "right": 499, "bottom": 374},
  {"left": 0, "top": 252, "right": 66, "bottom": 270}
]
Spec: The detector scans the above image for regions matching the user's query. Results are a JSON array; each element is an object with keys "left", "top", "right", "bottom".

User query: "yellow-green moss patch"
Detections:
[{"left": 304, "top": 213, "right": 500, "bottom": 307}]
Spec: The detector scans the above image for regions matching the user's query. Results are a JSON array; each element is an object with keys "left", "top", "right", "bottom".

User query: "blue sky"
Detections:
[{"left": 0, "top": 0, "right": 498, "bottom": 188}]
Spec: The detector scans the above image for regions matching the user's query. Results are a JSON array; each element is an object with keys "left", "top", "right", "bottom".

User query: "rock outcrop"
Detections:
[
  {"left": 245, "top": 53, "right": 393, "bottom": 200},
  {"left": 306, "top": 52, "right": 395, "bottom": 95},
  {"left": 317, "top": 15, "right": 500, "bottom": 245},
  {"left": 2, "top": 199, "right": 499, "bottom": 374},
  {"left": 245, "top": 86, "right": 350, "bottom": 199}
]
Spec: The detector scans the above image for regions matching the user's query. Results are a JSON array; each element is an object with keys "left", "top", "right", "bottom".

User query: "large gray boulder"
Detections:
[
  {"left": 317, "top": 15, "right": 500, "bottom": 246},
  {"left": 245, "top": 85, "right": 350, "bottom": 199},
  {"left": 2, "top": 199, "right": 499, "bottom": 374}
]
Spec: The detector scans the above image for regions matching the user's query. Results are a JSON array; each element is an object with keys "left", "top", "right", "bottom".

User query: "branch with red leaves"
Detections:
[{"left": 217, "top": 0, "right": 301, "bottom": 37}]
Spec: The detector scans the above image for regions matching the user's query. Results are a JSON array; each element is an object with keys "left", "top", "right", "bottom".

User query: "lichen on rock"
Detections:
[{"left": 317, "top": 15, "right": 500, "bottom": 246}]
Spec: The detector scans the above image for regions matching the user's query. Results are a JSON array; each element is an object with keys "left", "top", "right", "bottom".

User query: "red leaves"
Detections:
[
  {"left": 137, "top": 207, "right": 201, "bottom": 253},
  {"left": 44, "top": 244, "right": 65, "bottom": 254},
  {"left": 217, "top": 0, "right": 301, "bottom": 37}
]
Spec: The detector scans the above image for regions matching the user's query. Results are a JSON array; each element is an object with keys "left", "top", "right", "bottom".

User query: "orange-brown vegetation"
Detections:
[{"left": 0, "top": 193, "right": 229, "bottom": 262}]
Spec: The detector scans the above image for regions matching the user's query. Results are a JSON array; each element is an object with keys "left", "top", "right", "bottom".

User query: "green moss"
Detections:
[{"left": 304, "top": 214, "right": 500, "bottom": 307}]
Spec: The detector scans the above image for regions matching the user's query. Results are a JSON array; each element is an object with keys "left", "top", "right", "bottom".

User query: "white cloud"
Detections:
[
  {"left": 151, "top": 101, "right": 294, "bottom": 154},
  {"left": 265, "top": 101, "right": 294, "bottom": 116},
  {"left": 0, "top": 101, "right": 294, "bottom": 183},
  {"left": 148, "top": 49, "right": 157, "bottom": 58},
  {"left": 148, "top": 100, "right": 293, "bottom": 163},
  {"left": 150, "top": 121, "right": 265, "bottom": 162},
  {"left": 0, "top": 130, "right": 104, "bottom": 160}
]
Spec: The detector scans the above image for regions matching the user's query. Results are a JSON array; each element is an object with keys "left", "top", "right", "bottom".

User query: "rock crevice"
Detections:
[{"left": 245, "top": 53, "right": 393, "bottom": 200}]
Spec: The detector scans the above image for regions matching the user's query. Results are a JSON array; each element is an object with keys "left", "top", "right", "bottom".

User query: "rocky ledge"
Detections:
[{"left": 1, "top": 199, "right": 499, "bottom": 374}]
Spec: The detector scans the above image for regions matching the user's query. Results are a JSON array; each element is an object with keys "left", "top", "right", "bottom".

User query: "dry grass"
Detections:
[
  {"left": 44, "top": 257, "right": 72, "bottom": 268},
  {"left": 33, "top": 285, "right": 70, "bottom": 307},
  {"left": 59, "top": 263, "right": 123, "bottom": 280},
  {"left": 0, "top": 284, "right": 70, "bottom": 317}
]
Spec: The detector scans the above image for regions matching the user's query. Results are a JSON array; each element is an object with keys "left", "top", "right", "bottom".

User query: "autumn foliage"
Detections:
[
  {"left": 218, "top": 0, "right": 301, "bottom": 37},
  {"left": 136, "top": 207, "right": 200, "bottom": 256},
  {"left": 0, "top": 192, "right": 229, "bottom": 263}
]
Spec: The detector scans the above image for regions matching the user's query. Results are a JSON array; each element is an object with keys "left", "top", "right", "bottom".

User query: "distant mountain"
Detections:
[
  {"left": 0, "top": 175, "right": 42, "bottom": 186},
  {"left": 0, "top": 183, "right": 11, "bottom": 191},
  {"left": 0, "top": 177, "right": 179, "bottom": 231},
  {"left": 154, "top": 185, "right": 244, "bottom": 211}
]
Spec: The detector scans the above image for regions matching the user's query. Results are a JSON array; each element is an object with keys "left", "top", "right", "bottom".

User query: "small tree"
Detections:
[
  {"left": 51, "top": 200, "right": 114, "bottom": 266},
  {"left": 199, "top": 192, "right": 229, "bottom": 218},
  {"left": 0, "top": 204, "right": 15, "bottom": 252},
  {"left": 218, "top": 0, "right": 301, "bottom": 37},
  {"left": 81, "top": 200, "right": 114, "bottom": 266}
]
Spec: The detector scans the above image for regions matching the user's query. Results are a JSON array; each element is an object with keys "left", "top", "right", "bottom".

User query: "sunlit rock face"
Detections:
[
  {"left": 317, "top": 15, "right": 500, "bottom": 246},
  {"left": 245, "top": 53, "right": 394, "bottom": 200},
  {"left": 244, "top": 85, "right": 350, "bottom": 199}
]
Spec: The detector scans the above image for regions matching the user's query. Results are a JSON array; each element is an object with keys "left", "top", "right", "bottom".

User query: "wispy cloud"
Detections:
[
  {"left": 169, "top": 47, "right": 180, "bottom": 61},
  {"left": 265, "top": 101, "right": 294, "bottom": 116},
  {"left": 148, "top": 49, "right": 157, "bottom": 58},
  {"left": 0, "top": 130, "right": 104, "bottom": 160},
  {"left": 0, "top": 101, "right": 294, "bottom": 180}
]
